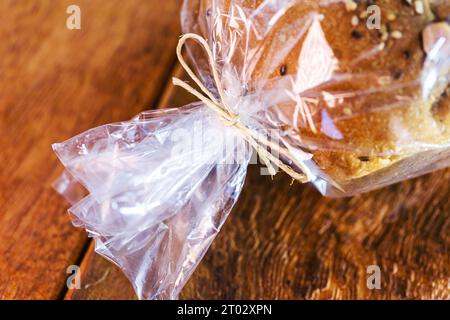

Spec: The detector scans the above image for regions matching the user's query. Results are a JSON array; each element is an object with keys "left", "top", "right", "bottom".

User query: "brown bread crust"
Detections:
[{"left": 198, "top": 0, "right": 450, "bottom": 183}]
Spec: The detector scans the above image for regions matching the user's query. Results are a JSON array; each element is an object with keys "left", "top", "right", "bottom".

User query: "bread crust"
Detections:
[{"left": 198, "top": 0, "right": 450, "bottom": 183}]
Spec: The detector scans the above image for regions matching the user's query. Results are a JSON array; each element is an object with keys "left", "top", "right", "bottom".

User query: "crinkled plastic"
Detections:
[{"left": 53, "top": 0, "right": 450, "bottom": 299}]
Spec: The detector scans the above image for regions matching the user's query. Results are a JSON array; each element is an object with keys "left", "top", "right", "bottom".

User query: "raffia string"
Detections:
[{"left": 172, "top": 33, "right": 311, "bottom": 183}]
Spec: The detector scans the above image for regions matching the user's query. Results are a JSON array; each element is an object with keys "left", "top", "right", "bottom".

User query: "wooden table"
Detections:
[{"left": 0, "top": 1, "right": 448, "bottom": 300}]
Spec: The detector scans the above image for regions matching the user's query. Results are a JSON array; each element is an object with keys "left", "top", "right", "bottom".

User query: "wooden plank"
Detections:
[
  {"left": 69, "top": 60, "right": 449, "bottom": 299},
  {"left": 183, "top": 169, "right": 450, "bottom": 299},
  {"left": 0, "top": 0, "right": 180, "bottom": 299}
]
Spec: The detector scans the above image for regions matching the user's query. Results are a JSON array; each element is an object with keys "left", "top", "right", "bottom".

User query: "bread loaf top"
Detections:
[{"left": 196, "top": 0, "right": 450, "bottom": 181}]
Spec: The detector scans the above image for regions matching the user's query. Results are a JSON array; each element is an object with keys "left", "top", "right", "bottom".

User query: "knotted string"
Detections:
[{"left": 172, "top": 33, "right": 312, "bottom": 183}]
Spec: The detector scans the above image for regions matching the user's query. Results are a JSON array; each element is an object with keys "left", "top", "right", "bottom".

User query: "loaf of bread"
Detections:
[{"left": 184, "top": 0, "right": 450, "bottom": 194}]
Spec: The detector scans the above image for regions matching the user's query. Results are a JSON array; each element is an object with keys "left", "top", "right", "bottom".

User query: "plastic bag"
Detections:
[
  {"left": 53, "top": 0, "right": 450, "bottom": 299},
  {"left": 54, "top": 104, "right": 251, "bottom": 299}
]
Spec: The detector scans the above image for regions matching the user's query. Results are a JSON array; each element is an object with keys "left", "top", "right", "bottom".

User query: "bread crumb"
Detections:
[
  {"left": 387, "top": 12, "right": 396, "bottom": 21},
  {"left": 343, "top": 108, "right": 352, "bottom": 116},
  {"left": 391, "top": 31, "right": 403, "bottom": 39},
  {"left": 380, "top": 25, "right": 389, "bottom": 42},
  {"left": 345, "top": 0, "right": 357, "bottom": 12},
  {"left": 359, "top": 11, "right": 369, "bottom": 19},
  {"left": 414, "top": 0, "right": 424, "bottom": 15}
]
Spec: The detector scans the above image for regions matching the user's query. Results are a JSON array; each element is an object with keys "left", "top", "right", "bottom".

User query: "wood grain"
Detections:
[
  {"left": 68, "top": 64, "right": 449, "bottom": 300},
  {"left": 183, "top": 168, "right": 449, "bottom": 299},
  {"left": 0, "top": 0, "right": 180, "bottom": 299}
]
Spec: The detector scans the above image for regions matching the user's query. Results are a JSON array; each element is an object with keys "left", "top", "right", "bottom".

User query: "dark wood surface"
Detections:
[{"left": 1, "top": 1, "right": 448, "bottom": 300}]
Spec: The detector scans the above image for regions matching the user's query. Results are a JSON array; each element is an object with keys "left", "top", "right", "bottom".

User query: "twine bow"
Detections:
[{"left": 172, "top": 33, "right": 312, "bottom": 183}]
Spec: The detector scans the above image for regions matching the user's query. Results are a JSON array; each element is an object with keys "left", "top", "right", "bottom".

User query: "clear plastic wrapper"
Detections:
[{"left": 53, "top": 0, "right": 450, "bottom": 299}]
